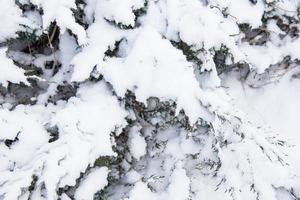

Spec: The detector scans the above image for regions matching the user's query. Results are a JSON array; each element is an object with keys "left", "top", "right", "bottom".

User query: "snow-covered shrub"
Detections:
[{"left": 0, "top": 0, "right": 300, "bottom": 199}]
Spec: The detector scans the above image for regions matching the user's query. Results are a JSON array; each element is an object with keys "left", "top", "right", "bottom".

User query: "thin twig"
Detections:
[
  {"left": 47, "top": 25, "right": 58, "bottom": 73},
  {"left": 48, "top": 24, "right": 57, "bottom": 47}
]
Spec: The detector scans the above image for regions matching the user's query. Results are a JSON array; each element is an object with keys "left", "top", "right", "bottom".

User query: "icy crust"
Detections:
[{"left": 0, "top": 82, "right": 128, "bottom": 200}]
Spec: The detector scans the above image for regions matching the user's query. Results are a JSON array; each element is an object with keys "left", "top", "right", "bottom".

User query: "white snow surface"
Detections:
[
  {"left": 74, "top": 167, "right": 109, "bottom": 200},
  {"left": 29, "top": 0, "right": 87, "bottom": 45},
  {"left": 0, "top": 48, "right": 28, "bottom": 87},
  {"left": 0, "top": 0, "right": 300, "bottom": 200},
  {"left": 0, "top": 0, "right": 31, "bottom": 41},
  {"left": 128, "top": 125, "right": 147, "bottom": 160}
]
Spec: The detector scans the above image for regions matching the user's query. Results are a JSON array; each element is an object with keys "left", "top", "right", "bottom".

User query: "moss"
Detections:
[{"left": 94, "top": 156, "right": 117, "bottom": 167}]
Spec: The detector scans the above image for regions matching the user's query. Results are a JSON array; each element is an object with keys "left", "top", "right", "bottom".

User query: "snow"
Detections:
[
  {"left": 0, "top": 82, "right": 128, "bottom": 199},
  {"left": 240, "top": 38, "right": 300, "bottom": 73},
  {"left": 70, "top": 20, "right": 125, "bottom": 82},
  {"left": 166, "top": 162, "right": 190, "bottom": 200},
  {"left": 99, "top": 25, "right": 211, "bottom": 123},
  {"left": 128, "top": 125, "right": 147, "bottom": 160},
  {"left": 215, "top": 0, "right": 265, "bottom": 27},
  {"left": 30, "top": 0, "right": 87, "bottom": 45},
  {"left": 0, "top": 48, "right": 28, "bottom": 87},
  {"left": 52, "top": 81, "right": 128, "bottom": 165},
  {"left": 223, "top": 68, "right": 300, "bottom": 183},
  {"left": 1, "top": 0, "right": 300, "bottom": 199},
  {"left": 74, "top": 167, "right": 109, "bottom": 200},
  {"left": 97, "top": 0, "right": 145, "bottom": 26},
  {"left": 125, "top": 170, "right": 142, "bottom": 184},
  {"left": 128, "top": 181, "right": 157, "bottom": 200},
  {"left": 37, "top": 32, "right": 78, "bottom": 104},
  {"left": 0, "top": 0, "right": 30, "bottom": 42},
  {"left": 276, "top": 0, "right": 299, "bottom": 16}
]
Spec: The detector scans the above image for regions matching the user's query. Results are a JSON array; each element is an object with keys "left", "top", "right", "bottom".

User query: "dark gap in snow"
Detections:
[
  {"left": 7, "top": 82, "right": 39, "bottom": 106},
  {"left": 104, "top": 19, "right": 135, "bottom": 30},
  {"left": 46, "top": 125, "right": 59, "bottom": 143},
  {"left": 170, "top": 40, "right": 203, "bottom": 67},
  {"left": 243, "top": 56, "right": 300, "bottom": 88},
  {"left": 73, "top": 0, "right": 89, "bottom": 29},
  {"left": 104, "top": 1, "right": 148, "bottom": 30},
  {"left": 8, "top": 22, "right": 60, "bottom": 55},
  {"left": 4, "top": 132, "right": 20, "bottom": 148},
  {"left": 104, "top": 40, "right": 123, "bottom": 58},
  {"left": 242, "top": 27, "right": 270, "bottom": 45},
  {"left": 48, "top": 84, "right": 78, "bottom": 105}
]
